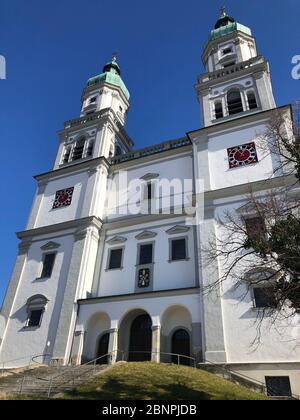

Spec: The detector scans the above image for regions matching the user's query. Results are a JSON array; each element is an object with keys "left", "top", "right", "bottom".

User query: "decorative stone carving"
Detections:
[
  {"left": 106, "top": 236, "right": 127, "bottom": 245},
  {"left": 166, "top": 225, "right": 190, "bottom": 235},
  {"left": 40, "top": 241, "right": 61, "bottom": 251},
  {"left": 140, "top": 173, "right": 159, "bottom": 181},
  {"left": 135, "top": 231, "right": 157, "bottom": 240}
]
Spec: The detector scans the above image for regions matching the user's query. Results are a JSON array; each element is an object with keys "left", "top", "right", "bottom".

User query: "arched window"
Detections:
[
  {"left": 63, "top": 146, "right": 71, "bottom": 164},
  {"left": 86, "top": 140, "right": 94, "bottom": 158},
  {"left": 247, "top": 91, "right": 258, "bottom": 110},
  {"left": 26, "top": 295, "right": 48, "bottom": 328},
  {"left": 215, "top": 101, "right": 224, "bottom": 119},
  {"left": 72, "top": 137, "right": 85, "bottom": 161},
  {"left": 227, "top": 89, "right": 243, "bottom": 115}
]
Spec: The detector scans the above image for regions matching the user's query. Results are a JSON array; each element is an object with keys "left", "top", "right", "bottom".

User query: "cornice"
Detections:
[
  {"left": 203, "top": 174, "right": 296, "bottom": 203},
  {"left": 196, "top": 59, "right": 268, "bottom": 92},
  {"left": 187, "top": 105, "right": 292, "bottom": 141},
  {"left": 202, "top": 30, "right": 256, "bottom": 63},
  {"left": 78, "top": 287, "right": 200, "bottom": 305},
  {"left": 17, "top": 216, "right": 103, "bottom": 240},
  {"left": 34, "top": 156, "right": 110, "bottom": 183},
  {"left": 59, "top": 108, "right": 134, "bottom": 148}
]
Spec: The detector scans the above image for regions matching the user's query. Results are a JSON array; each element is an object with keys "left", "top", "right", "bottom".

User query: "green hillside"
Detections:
[{"left": 64, "top": 362, "right": 268, "bottom": 400}]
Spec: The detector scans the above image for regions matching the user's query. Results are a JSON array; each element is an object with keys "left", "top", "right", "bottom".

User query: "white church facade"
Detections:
[{"left": 1, "top": 10, "right": 300, "bottom": 396}]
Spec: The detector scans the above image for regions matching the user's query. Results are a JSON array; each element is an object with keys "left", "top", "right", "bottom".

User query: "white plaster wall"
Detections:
[
  {"left": 0, "top": 235, "right": 74, "bottom": 367},
  {"left": 214, "top": 201, "right": 300, "bottom": 364},
  {"left": 106, "top": 154, "right": 194, "bottom": 219},
  {"left": 231, "top": 364, "right": 300, "bottom": 397},
  {"left": 78, "top": 293, "right": 201, "bottom": 331},
  {"left": 161, "top": 306, "right": 192, "bottom": 336},
  {"left": 205, "top": 122, "right": 278, "bottom": 191},
  {"left": 84, "top": 312, "right": 111, "bottom": 360},
  {"left": 35, "top": 172, "right": 88, "bottom": 228},
  {"left": 0, "top": 315, "right": 5, "bottom": 341},
  {"left": 96, "top": 219, "right": 196, "bottom": 297}
]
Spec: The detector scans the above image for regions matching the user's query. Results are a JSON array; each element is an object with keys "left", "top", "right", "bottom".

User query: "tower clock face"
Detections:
[
  {"left": 53, "top": 187, "right": 74, "bottom": 209},
  {"left": 227, "top": 142, "right": 258, "bottom": 168}
]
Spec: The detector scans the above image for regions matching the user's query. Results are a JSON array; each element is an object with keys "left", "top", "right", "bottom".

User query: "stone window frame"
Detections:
[
  {"left": 36, "top": 251, "right": 57, "bottom": 281},
  {"left": 135, "top": 240, "right": 156, "bottom": 293},
  {"left": 136, "top": 241, "right": 156, "bottom": 267},
  {"left": 105, "top": 246, "right": 125, "bottom": 271},
  {"left": 168, "top": 235, "right": 190, "bottom": 263},
  {"left": 25, "top": 295, "right": 48, "bottom": 330}
]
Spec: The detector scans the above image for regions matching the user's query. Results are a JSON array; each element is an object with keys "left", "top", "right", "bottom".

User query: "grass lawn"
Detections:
[{"left": 63, "top": 362, "right": 268, "bottom": 400}]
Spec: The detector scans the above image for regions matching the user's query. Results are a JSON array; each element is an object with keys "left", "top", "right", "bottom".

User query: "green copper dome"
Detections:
[
  {"left": 205, "top": 10, "right": 252, "bottom": 49},
  {"left": 87, "top": 56, "right": 130, "bottom": 100}
]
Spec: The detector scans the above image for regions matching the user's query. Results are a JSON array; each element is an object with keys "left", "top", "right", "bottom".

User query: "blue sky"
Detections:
[{"left": 0, "top": 0, "right": 299, "bottom": 305}]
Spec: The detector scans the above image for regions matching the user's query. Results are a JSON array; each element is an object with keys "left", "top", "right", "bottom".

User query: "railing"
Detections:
[
  {"left": 64, "top": 109, "right": 110, "bottom": 129},
  {"left": 201, "top": 359, "right": 300, "bottom": 400},
  {"left": 45, "top": 350, "right": 196, "bottom": 398},
  {"left": 110, "top": 137, "right": 191, "bottom": 165},
  {"left": 2, "top": 351, "right": 299, "bottom": 400},
  {"left": 11, "top": 350, "right": 196, "bottom": 398},
  {"left": 1, "top": 355, "right": 35, "bottom": 376},
  {"left": 198, "top": 56, "right": 264, "bottom": 84}
]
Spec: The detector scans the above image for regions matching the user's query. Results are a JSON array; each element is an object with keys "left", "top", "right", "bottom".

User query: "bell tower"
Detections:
[
  {"left": 53, "top": 55, "right": 133, "bottom": 170},
  {"left": 196, "top": 8, "right": 276, "bottom": 127}
]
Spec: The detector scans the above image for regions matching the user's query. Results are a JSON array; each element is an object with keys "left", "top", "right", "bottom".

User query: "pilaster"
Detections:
[
  {"left": 199, "top": 207, "right": 227, "bottom": 363},
  {"left": 51, "top": 222, "right": 100, "bottom": 364},
  {"left": 151, "top": 325, "right": 161, "bottom": 363}
]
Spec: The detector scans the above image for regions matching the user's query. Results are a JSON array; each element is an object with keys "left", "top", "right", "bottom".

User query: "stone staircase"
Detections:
[{"left": 0, "top": 364, "right": 109, "bottom": 398}]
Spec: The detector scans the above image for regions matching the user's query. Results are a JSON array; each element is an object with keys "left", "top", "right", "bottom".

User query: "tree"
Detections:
[{"left": 203, "top": 103, "right": 300, "bottom": 321}]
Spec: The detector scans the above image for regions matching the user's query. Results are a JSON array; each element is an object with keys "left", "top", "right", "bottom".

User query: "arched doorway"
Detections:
[
  {"left": 96, "top": 333, "right": 109, "bottom": 364},
  {"left": 129, "top": 314, "right": 152, "bottom": 361},
  {"left": 171, "top": 329, "right": 191, "bottom": 366}
]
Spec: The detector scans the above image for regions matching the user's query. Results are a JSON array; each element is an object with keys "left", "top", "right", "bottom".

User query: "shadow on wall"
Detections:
[{"left": 0, "top": 314, "right": 6, "bottom": 341}]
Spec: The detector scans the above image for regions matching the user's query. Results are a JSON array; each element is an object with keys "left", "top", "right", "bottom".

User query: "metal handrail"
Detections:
[
  {"left": 13, "top": 350, "right": 297, "bottom": 400},
  {"left": 1, "top": 355, "right": 35, "bottom": 376},
  {"left": 46, "top": 350, "right": 122, "bottom": 398},
  {"left": 15, "top": 350, "right": 196, "bottom": 397},
  {"left": 201, "top": 359, "right": 300, "bottom": 400}
]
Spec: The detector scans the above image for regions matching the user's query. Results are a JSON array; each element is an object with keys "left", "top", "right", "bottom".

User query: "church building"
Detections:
[{"left": 1, "top": 10, "right": 299, "bottom": 397}]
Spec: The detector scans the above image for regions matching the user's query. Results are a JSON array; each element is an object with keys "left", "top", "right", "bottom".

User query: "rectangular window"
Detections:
[
  {"left": 27, "top": 309, "right": 43, "bottom": 328},
  {"left": 222, "top": 47, "right": 233, "bottom": 55},
  {"left": 90, "top": 97, "right": 97, "bottom": 103},
  {"left": 108, "top": 248, "right": 123, "bottom": 270},
  {"left": 139, "top": 244, "right": 153, "bottom": 265},
  {"left": 40, "top": 253, "right": 56, "bottom": 278},
  {"left": 171, "top": 238, "right": 187, "bottom": 261},
  {"left": 265, "top": 377, "right": 292, "bottom": 397},
  {"left": 147, "top": 182, "right": 152, "bottom": 200},
  {"left": 253, "top": 287, "right": 276, "bottom": 309}
]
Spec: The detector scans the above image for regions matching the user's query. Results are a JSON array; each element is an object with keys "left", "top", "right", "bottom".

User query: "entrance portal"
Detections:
[
  {"left": 128, "top": 314, "right": 152, "bottom": 361},
  {"left": 96, "top": 332, "right": 109, "bottom": 364},
  {"left": 171, "top": 329, "right": 191, "bottom": 365}
]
